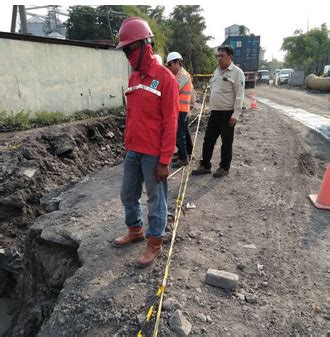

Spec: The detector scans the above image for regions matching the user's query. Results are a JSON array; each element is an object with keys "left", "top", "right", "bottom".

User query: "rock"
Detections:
[
  {"left": 236, "top": 293, "right": 245, "bottom": 301},
  {"left": 236, "top": 262, "right": 245, "bottom": 271},
  {"left": 137, "top": 313, "right": 145, "bottom": 328},
  {"left": 23, "top": 168, "right": 37, "bottom": 179},
  {"left": 21, "top": 147, "right": 37, "bottom": 160},
  {"left": 41, "top": 227, "right": 78, "bottom": 248},
  {"left": 163, "top": 298, "right": 181, "bottom": 311},
  {"left": 57, "top": 313, "right": 66, "bottom": 324},
  {"left": 205, "top": 269, "right": 239, "bottom": 290},
  {"left": 242, "top": 244, "right": 257, "bottom": 249},
  {"left": 0, "top": 247, "right": 23, "bottom": 274},
  {"left": 0, "top": 193, "right": 25, "bottom": 208},
  {"left": 169, "top": 309, "right": 192, "bottom": 337},
  {"left": 196, "top": 313, "right": 207, "bottom": 322},
  {"left": 46, "top": 201, "right": 60, "bottom": 213},
  {"left": 245, "top": 293, "right": 257, "bottom": 304},
  {"left": 313, "top": 304, "right": 322, "bottom": 314},
  {"left": 55, "top": 145, "right": 73, "bottom": 156}
]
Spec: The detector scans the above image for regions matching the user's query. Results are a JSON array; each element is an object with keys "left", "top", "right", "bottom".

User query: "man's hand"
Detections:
[
  {"left": 229, "top": 117, "right": 237, "bottom": 127},
  {"left": 154, "top": 163, "right": 169, "bottom": 183}
]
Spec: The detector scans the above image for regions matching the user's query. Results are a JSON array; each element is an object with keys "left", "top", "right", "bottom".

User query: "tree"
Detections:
[
  {"left": 96, "top": 5, "right": 127, "bottom": 42},
  {"left": 65, "top": 5, "right": 127, "bottom": 42},
  {"left": 66, "top": 6, "right": 106, "bottom": 41},
  {"left": 239, "top": 25, "right": 247, "bottom": 36},
  {"left": 65, "top": 5, "right": 169, "bottom": 55},
  {"left": 167, "top": 5, "right": 217, "bottom": 74},
  {"left": 281, "top": 24, "right": 330, "bottom": 75}
]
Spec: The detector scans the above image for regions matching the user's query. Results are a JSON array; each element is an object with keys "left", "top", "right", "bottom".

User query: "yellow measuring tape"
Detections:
[{"left": 136, "top": 85, "right": 210, "bottom": 337}]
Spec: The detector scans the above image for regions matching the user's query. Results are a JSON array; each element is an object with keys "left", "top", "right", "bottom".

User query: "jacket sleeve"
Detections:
[
  {"left": 232, "top": 69, "right": 245, "bottom": 120},
  {"left": 159, "top": 74, "right": 179, "bottom": 165}
]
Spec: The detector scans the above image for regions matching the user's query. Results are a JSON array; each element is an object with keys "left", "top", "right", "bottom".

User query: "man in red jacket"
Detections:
[{"left": 113, "top": 17, "right": 179, "bottom": 268}]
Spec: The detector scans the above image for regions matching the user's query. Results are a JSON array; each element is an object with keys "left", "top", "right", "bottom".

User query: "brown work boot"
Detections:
[
  {"left": 136, "top": 237, "right": 163, "bottom": 268},
  {"left": 112, "top": 226, "right": 145, "bottom": 247}
]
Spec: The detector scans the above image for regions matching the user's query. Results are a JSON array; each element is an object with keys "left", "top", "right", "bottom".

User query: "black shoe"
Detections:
[
  {"left": 191, "top": 164, "right": 211, "bottom": 175},
  {"left": 172, "top": 159, "right": 189, "bottom": 168},
  {"left": 213, "top": 167, "right": 229, "bottom": 178},
  {"left": 171, "top": 156, "right": 179, "bottom": 163}
]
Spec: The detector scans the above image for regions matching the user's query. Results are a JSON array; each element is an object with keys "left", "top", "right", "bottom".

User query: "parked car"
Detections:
[
  {"left": 258, "top": 69, "right": 270, "bottom": 84},
  {"left": 278, "top": 68, "right": 294, "bottom": 84}
]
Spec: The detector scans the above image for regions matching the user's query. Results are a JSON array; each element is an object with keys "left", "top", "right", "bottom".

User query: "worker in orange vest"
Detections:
[{"left": 166, "top": 52, "right": 193, "bottom": 168}]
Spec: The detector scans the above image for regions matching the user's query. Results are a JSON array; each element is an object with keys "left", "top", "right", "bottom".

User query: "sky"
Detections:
[{"left": 0, "top": 1, "right": 329, "bottom": 62}]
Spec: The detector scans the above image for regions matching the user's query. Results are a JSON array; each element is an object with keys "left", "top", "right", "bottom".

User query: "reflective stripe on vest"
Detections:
[
  {"left": 179, "top": 81, "right": 192, "bottom": 112},
  {"left": 127, "top": 84, "right": 161, "bottom": 97}
]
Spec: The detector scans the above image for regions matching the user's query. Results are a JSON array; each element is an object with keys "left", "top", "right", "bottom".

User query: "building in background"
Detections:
[
  {"left": 225, "top": 24, "right": 250, "bottom": 39},
  {"left": 18, "top": 5, "right": 67, "bottom": 39},
  {"left": 259, "top": 46, "right": 266, "bottom": 62}
]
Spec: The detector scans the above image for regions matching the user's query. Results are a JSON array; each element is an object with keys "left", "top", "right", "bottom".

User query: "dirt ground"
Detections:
[{"left": 1, "top": 85, "right": 330, "bottom": 336}]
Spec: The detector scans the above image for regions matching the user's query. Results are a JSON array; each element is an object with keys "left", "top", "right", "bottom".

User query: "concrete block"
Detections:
[{"left": 205, "top": 269, "right": 238, "bottom": 290}]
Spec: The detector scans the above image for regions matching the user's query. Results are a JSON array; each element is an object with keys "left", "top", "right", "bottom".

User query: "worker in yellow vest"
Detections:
[{"left": 166, "top": 52, "right": 193, "bottom": 168}]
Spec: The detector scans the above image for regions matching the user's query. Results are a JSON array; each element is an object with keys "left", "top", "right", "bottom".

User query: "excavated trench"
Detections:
[{"left": 0, "top": 111, "right": 126, "bottom": 336}]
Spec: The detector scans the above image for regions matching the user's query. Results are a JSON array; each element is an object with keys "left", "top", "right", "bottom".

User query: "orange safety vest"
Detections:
[{"left": 177, "top": 68, "right": 193, "bottom": 113}]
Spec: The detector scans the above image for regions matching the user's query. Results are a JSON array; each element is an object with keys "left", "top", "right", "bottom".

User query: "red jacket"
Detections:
[{"left": 125, "top": 55, "right": 179, "bottom": 165}]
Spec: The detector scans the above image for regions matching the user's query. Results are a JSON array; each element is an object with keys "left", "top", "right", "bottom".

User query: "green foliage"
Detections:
[
  {"left": 167, "top": 5, "right": 217, "bottom": 74},
  {"left": 0, "top": 109, "right": 120, "bottom": 132},
  {"left": 33, "top": 111, "right": 68, "bottom": 126},
  {"left": 66, "top": 6, "right": 104, "bottom": 40},
  {"left": 96, "top": 5, "right": 127, "bottom": 45},
  {"left": 0, "top": 111, "right": 31, "bottom": 130},
  {"left": 65, "top": 5, "right": 217, "bottom": 74},
  {"left": 239, "top": 25, "right": 248, "bottom": 36},
  {"left": 65, "top": 5, "right": 168, "bottom": 55},
  {"left": 281, "top": 24, "right": 330, "bottom": 75}
]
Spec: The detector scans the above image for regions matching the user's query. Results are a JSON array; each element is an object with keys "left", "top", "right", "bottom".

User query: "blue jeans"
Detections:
[{"left": 120, "top": 151, "right": 168, "bottom": 237}]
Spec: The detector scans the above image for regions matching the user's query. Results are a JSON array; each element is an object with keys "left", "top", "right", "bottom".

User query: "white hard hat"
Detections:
[
  {"left": 154, "top": 54, "right": 163, "bottom": 65},
  {"left": 166, "top": 51, "right": 183, "bottom": 63}
]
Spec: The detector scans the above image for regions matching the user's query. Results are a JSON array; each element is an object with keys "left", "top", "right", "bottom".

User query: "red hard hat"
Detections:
[{"left": 116, "top": 17, "right": 154, "bottom": 49}]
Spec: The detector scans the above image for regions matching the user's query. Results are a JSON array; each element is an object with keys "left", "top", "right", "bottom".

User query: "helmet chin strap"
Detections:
[
  {"left": 135, "top": 38, "right": 153, "bottom": 72},
  {"left": 135, "top": 40, "right": 145, "bottom": 72}
]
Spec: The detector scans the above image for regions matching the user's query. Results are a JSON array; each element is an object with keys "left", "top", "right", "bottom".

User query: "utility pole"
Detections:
[
  {"left": 18, "top": 5, "right": 29, "bottom": 34},
  {"left": 307, "top": 16, "right": 309, "bottom": 32},
  {"left": 106, "top": 11, "right": 114, "bottom": 43},
  {"left": 11, "top": 5, "right": 18, "bottom": 33}
]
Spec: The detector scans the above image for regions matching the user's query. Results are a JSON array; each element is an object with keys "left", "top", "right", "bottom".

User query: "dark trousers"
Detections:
[
  {"left": 176, "top": 112, "right": 188, "bottom": 160},
  {"left": 186, "top": 116, "right": 193, "bottom": 156},
  {"left": 201, "top": 110, "right": 234, "bottom": 171}
]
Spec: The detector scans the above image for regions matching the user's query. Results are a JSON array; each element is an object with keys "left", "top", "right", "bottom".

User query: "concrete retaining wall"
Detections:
[{"left": 0, "top": 35, "right": 129, "bottom": 116}]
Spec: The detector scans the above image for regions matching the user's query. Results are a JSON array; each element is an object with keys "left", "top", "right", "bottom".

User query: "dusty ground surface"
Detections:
[{"left": 1, "top": 85, "right": 330, "bottom": 336}]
